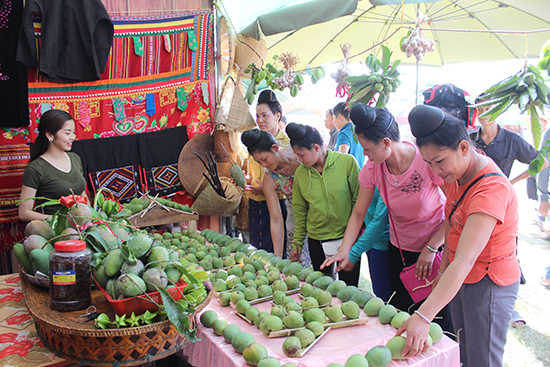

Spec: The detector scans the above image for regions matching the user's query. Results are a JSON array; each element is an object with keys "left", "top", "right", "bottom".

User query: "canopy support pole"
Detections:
[{"left": 415, "top": 59, "right": 419, "bottom": 106}]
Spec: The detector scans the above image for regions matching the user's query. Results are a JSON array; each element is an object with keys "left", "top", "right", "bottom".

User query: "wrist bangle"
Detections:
[
  {"left": 414, "top": 310, "right": 431, "bottom": 325},
  {"left": 426, "top": 245, "right": 438, "bottom": 253},
  {"left": 437, "top": 270, "right": 444, "bottom": 276}
]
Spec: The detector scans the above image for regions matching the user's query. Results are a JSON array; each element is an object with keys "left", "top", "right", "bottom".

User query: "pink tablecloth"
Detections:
[{"left": 182, "top": 292, "right": 460, "bottom": 367}]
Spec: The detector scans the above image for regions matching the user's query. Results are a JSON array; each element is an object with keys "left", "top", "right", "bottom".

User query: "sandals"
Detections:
[{"left": 511, "top": 310, "right": 526, "bottom": 328}]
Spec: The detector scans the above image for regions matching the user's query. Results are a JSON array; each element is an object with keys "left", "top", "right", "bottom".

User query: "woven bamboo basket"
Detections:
[
  {"left": 215, "top": 76, "right": 256, "bottom": 132},
  {"left": 191, "top": 176, "right": 242, "bottom": 217},
  {"left": 20, "top": 272, "right": 212, "bottom": 366},
  {"left": 233, "top": 32, "right": 267, "bottom": 71},
  {"left": 178, "top": 132, "right": 214, "bottom": 197},
  {"left": 234, "top": 190, "right": 249, "bottom": 231}
]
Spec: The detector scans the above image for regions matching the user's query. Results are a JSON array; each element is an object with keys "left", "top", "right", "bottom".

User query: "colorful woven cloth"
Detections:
[
  {"left": 90, "top": 165, "right": 142, "bottom": 201},
  {"left": 145, "top": 164, "right": 183, "bottom": 197},
  {"left": 28, "top": 12, "right": 211, "bottom": 82},
  {"left": 0, "top": 144, "right": 30, "bottom": 224},
  {"left": 27, "top": 70, "right": 213, "bottom": 141}
]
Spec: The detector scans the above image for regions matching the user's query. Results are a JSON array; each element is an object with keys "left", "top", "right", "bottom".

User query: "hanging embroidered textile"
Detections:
[
  {"left": 89, "top": 165, "right": 143, "bottom": 201},
  {"left": 27, "top": 69, "right": 213, "bottom": 141},
  {"left": 0, "top": 144, "right": 29, "bottom": 224},
  {"left": 27, "top": 12, "right": 211, "bottom": 82}
]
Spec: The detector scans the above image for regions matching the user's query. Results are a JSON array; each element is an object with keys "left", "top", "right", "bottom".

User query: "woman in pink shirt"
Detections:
[{"left": 323, "top": 104, "right": 451, "bottom": 329}]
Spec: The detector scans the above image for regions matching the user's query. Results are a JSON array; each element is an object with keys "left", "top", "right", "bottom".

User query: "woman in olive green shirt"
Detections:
[{"left": 19, "top": 110, "right": 87, "bottom": 221}]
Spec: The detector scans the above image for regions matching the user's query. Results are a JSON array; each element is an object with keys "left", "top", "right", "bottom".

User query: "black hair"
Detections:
[
  {"left": 350, "top": 104, "right": 400, "bottom": 144},
  {"left": 415, "top": 114, "right": 471, "bottom": 150},
  {"left": 241, "top": 129, "right": 278, "bottom": 155},
  {"left": 332, "top": 102, "right": 350, "bottom": 120},
  {"left": 286, "top": 122, "right": 324, "bottom": 150},
  {"left": 257, "top": 89, "right": 283, "bottom": 121},
  {"left": 31, "top": 109, "right": 73, "bottom": 161}
]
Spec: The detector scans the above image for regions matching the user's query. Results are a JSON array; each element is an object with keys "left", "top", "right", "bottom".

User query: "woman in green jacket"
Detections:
[{"left": 287, "top": 122, "right": 361, "bottom": 285}]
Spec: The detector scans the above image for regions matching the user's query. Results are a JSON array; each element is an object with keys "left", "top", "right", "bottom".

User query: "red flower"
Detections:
[
  {"left": 5, "top": 276, "right": 20, "bottom": 284},
  {"left": 0, "top": 333, "right": 18, "bottom": 343},
  {"left": 0, "top": 340, "right": 34, "bottom": 359},
  {"left": 6, "top": 313, "right": 32, "bottom": 325},
  {"left": 0, "top": 293, "right": 24, "bottom": 303}
]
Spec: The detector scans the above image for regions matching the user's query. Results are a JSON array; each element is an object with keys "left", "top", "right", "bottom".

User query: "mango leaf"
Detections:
[
  {"left": 391, "top": 59, "right": 401, "bottom": 70},
  {"left": 85, "top": 231, "right": 111, "bottom": 253},
  {"left": 120, "top": 244, "right": 137, "bottom": 266},
  {"left": 373, "top": 59, "right": 381, "bottom": 73},
  {"left": 530, "top": 105, "right": 542, "bottom": 149},
  {"left": 481, "top": 72, "right": 521, "bottom": 95},
  {"left": 528, "top": 155, "right": 544, "bottom": 176},
  {"left": 471, "top": 95, "right": 512, "bottom": 109},
  {"left": 365, "top": 54, "right": 376, "bottom": 71},
  {"left": 381, "top": 45, "right": 391, "bottom": 71},
  {"left": 171, "top": 262, "right": 199, "bottom": 289},
  {"left": 52, "top": 207, "right": 69, "bottom": 236},
  {"left": 157, "top": 286, "right": 199, "bottom": 342}
]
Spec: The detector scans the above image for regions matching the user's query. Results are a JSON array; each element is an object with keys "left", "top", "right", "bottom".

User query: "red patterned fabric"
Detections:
[
  {"left": 27, "top": 70, "right": 213, "bottom": 141},
  {"left": 0, "top": 145, "right": 29, "bottom": 224}
]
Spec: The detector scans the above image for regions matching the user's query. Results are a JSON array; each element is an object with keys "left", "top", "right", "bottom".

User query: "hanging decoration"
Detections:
[
  {"left": 345, "top": 45, "right": 401, "bottom": 109},
  {"left": 243, "top": 53, "right": 310, "bottom": 104},
  {"left": 177, "top": 87, "right": 188, "bottom": 111},
  {"left": 187, "top": 30, "right": 199, "bottom": 51},
  {"left": 474, "top": 63, "right": 550, "bottom": 156},
  {"left": 112, "top": 98, "right": 126, "bottom": 122},
  {"left": 399, "top": 10, "right": 435, "bottom": 61},
  {"left": 332, "top": 43, "right": 352, "bottom": 98}
]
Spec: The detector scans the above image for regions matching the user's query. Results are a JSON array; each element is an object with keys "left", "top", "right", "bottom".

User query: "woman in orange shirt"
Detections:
[{"left": 398, "top": 105, "right": 520, "bottom": 367}]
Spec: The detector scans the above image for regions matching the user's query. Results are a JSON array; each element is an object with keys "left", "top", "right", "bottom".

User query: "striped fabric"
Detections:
[
  {"left": 29, "top": 12, "right": 211, "bottom": 82},
  {"left": 0, "top": 144, "right": 29, "bottom": 223}
]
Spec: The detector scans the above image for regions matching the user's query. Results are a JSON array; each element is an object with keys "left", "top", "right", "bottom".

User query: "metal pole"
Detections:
[{"left": 415, "top": 59, "right": 419, "bottom": 105}]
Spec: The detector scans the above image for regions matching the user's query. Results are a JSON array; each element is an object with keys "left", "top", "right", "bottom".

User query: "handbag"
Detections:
[
  {"left": 379, "top": 162, "right": 504, "bottom": 304},
  {"left": 321, "top": 238, "right": 343, "bottom": 257}
]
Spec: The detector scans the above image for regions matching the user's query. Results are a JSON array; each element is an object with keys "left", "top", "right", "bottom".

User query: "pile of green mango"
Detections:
[{"left": 95, "top": 228, "right": 208, "bottom": 305}]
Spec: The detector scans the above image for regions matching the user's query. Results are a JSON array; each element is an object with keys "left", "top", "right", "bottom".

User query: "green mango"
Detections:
[
  {"left": 93, "top": 264, "right": 109, "bottom": 287},
  {"left": 13, "top": 243, "right": 33, "bottom": 274},
  {"left": 29, "top": 248, "right": 50, "bottom": 275},
  {"left": 103, "top": 249, "right": 125, "bottom": 277}
]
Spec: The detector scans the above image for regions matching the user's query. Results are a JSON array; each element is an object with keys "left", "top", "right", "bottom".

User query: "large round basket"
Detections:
[
  {"left": 178, "top": 133, "right": 214, "bottom": 197},
  {"left": 21, "top": 273, "right": 212, "bottom": 366},
  {"left": 233, "top": 32, "right": 267, "bottom": 71}
]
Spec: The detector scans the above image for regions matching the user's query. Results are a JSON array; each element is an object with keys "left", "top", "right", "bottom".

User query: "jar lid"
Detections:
[{"left": 55, "top": 240, "right": 86, "bottom": 252}]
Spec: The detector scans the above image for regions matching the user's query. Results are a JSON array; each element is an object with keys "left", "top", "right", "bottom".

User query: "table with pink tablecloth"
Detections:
[{"left": 182, "top": 292, "right": 460, "bottom": 367}]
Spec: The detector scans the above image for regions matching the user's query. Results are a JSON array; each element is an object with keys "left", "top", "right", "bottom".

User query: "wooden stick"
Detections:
[
  {"left": 250, "top": 288, "right": 300, "bottom": 305},
  {"left": 298, "top": 327, "right": 331, "bottom": 358},
  {"left": 267, "top": 317, "right": 368, "bottom": 338},
  {"left": 235, "top": 312, "right": 254, "bottom": 325}
]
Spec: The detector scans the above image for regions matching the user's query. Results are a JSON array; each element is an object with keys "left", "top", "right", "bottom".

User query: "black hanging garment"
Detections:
[
  {"left": 16, "top": 0, "right": 114, "bottom": 83},
  {"left": 0, "top": 0, "right": 29, "bottom": 127}
]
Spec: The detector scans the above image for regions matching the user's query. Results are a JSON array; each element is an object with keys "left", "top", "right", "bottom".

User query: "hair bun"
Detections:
[
  {"left": 257, "top": 89, "right": 278, "bottom": 103},
  {"left": 350, "top": 103, "right": 377, "bottom": 130},
  {"left": 241, "top": 129, "right": 262, "bottom": 148},
  {"left": 286, "top": 122, "right": 307, "bottom": 141},
  {"left": 408, "top": 104, "right": 445, "bottom": 138}
]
